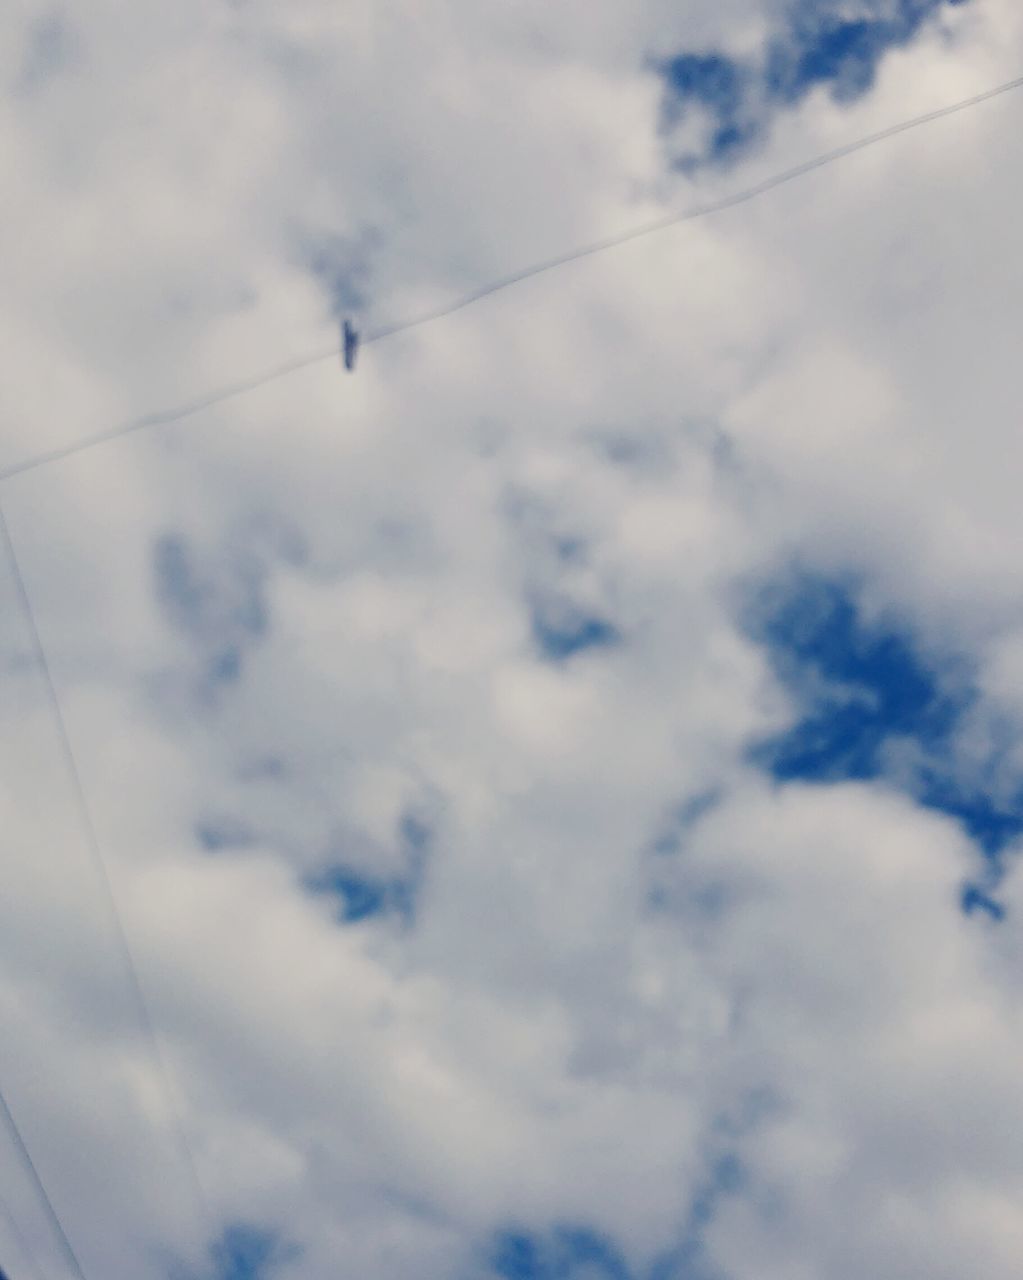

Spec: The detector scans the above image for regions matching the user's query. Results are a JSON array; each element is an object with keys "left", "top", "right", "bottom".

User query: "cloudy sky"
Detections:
[{"left": 3, "top": 1, "right": 1023, "bottom": 1278}]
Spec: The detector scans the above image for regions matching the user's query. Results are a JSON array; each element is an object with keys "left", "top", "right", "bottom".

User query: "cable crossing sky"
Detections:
[
  {"left": 1, "top": 67, "right": 1022, "bottom": 1275},
  {"left": 0, "top": 1181, "right": 47, "bottom": 1280},
  {"left": 0, "top": 505, "right": 217, "bottom": 1262},
  {"left": 0, "top": 71, "right": 1020, "bottom": 488},
  {"left": 0, "top": 1082, "right": 89, "bottom": 1280}
]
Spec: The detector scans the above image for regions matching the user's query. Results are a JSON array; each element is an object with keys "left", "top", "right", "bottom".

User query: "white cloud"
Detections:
[{"left": 2, "top": 2, "right": 1023, "bottom": 1279}]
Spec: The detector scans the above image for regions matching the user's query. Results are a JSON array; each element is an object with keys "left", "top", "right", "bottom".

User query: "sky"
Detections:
[{"left": 2, "top": 1, "right": 1023, "bottom": 1278}]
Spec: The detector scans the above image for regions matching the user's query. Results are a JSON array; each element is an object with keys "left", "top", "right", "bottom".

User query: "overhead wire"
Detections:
[
  {"left": 0, "top": 66, "right": 1021, "bottom": 1274},
  {"left": 0, "top": 1180, "right": 48, "bottom": 1280},
  {"left": 363, "top": 70, "right": 1023, "bottom": 343},
  {"left": 0, "top": 345, "right": 338, "bottom": 485},
  {"left": 0, "top": 507, "right": 216, "bottom": 1246},
  {"left": 0, "top": 1083, "right": 88, "bottom": 1280},
  {"left": 0, "top": 71, "right": 1021, "bottom": 489}
]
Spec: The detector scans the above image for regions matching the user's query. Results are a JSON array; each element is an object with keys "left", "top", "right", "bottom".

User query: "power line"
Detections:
[
  {"left": 0, "top": 59, "right": 1017, "bottom": 1280},
  {"left": 2, "top": 72, "right": 1020, "bottom": 488},
  {"left": 0, "top": 345, "right": 337, "bottom": 485},
  {"left": 8, "top": 73, "right": 1023, "bottom": 488},
  {"left": 0, "top": 1082, "right": 87, "bottom": 1280},
  {"left": 364, "top": 71, "right": 1023, "bottom": 343},
  {"left": 0, "top": 1182, "right": 48, "bottom": 1280},
  {"left": 0, "top": 507, "right": 216, "bottom": 1245}
]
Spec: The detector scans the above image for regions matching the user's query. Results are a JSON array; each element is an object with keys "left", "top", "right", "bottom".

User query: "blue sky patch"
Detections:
[
  {"left": 749, "top": 574, "right": 962, "bottom": 784},
  {"left": 659, "top": 53, "right": 758, "bottom": 164},
  {"left": 658, "top": 0, "right": 970, "bottom": 167},
  {"left": 914, "top": 782, "right": 1023, "bottom": 859},
  {"left": 531, "top": 598, "right": 621, "bottom": 663},
  {"left": 308, "top": 866, "right": 390, "bottom": 923},
  {"left": 307, "top": 808, "right": 433, "bottom": 925},
  {"left": 490, "top": 1226, "right": 629, "bottom": 1280},
  {"left": 171, "top": 1224, "right": 300, "bottom": 1280},
  {"left": 960, "top": 883, "right": 1006, "bottom": 922},
  {"left": 746, "top": 572, "right": 1020, "bottom": 889},
  {"left": 487, "top": 1176, "right": 741, "bottom": 1280},
  {"left": 208, "top": 1226, "right": 299, "bottom": 1280}
]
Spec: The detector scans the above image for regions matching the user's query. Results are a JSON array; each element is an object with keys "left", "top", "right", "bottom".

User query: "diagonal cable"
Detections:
[
  {"left": 0, "top": 72, "right": 1020, "bottom": 484},
  {"left": 0, "top": 506, "right": 215, "bottom": 1244},
  {"left": 363, "top": 71, "right": 1023, "bottom": 343},
  {"left": 0, "top": 346, "right": 338, "bottom": 485},
  {"left": 0, "top": 1180, "right": 49, "bottom": 1280},
  {"left": 0, "top": 1083, "right": 87, "bottom": 1280}
]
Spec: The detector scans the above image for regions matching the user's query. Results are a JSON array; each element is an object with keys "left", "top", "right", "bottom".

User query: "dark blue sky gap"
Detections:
[
  {"left": 746, "top": 574, "right": 1022, "bottom": 894},
  {"left": 307, "top": 811, "right": 432, "bottom": 925},
  {"left": 660, "top": 54, "right": 756, "bottom": 163},
  {"left": 209, "top": 1226, "right": 299, "bottom": 1280},
  {"left": 659, "top": 0, "right": 971, "bottom": 166},
  {"left": 488, "top": 1169, "right": 741, "bottom": 1280},
  {"left": 490, "top": 1226, "right": 630, "bottom": 1280},
  {"left": 750, "top": 576, "right": 962, "bottom": 783},
  {"left": 309, "top": 866, "right": 389, "bottom": 922},
  {"left": 531, "top": 599, "right": 621, "bottom": 663},
  {"left": 915, "top": 779, "right": 1023, "bottom": 858},
  {"left": 961, "top": 884, "right": 1006, "bottom": 922},
  {"left": 533, "top": 614, "right": 620, "bottom": 662},
  {"left": 171, "top": 1224, "right": 299, "bottom": 1280}
]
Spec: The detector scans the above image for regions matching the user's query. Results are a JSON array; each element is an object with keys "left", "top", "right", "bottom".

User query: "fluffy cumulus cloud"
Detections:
[{"left": 2, "top": 1, "right": 1023, "bottom": 1278}]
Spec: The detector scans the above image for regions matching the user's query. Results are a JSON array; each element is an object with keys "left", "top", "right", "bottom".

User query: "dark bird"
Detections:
[{"left": 343, "top": 319, "right": 359, "bottom": 372}]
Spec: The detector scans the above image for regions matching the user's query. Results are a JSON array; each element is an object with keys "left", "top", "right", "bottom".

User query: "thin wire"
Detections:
[
  {"left": 0, "top": 506, "right": 215, "bottom": 1244},
  {"left": 0, "top": 61, "right": 1015, "bottom": 1278},
  {"left": 0, "top": 1182, "right": 48, "bottom": 1280},
  {"left": 0, "top": 1083, "right": 87, "bottom": 1280},
  {"left": 0, "top": 345, "right": 337, "bottom": 485},
  {"left": 1, "top": 71, "right": 1021, "bottom": 487},
  {"left": 363, "top": 72, "right": 1023, "bottom": 342}
]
